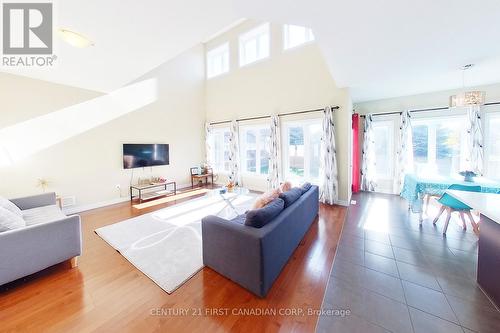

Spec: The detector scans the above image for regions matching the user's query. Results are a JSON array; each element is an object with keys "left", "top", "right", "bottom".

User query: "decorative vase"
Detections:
[{"left": 460, "top": 171, "right": 476, "bottom": 183}]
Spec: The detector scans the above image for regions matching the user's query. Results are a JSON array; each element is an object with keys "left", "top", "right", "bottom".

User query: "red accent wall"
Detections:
[{"left": 352, "top": 113, "right": 360, "bottom": 193}]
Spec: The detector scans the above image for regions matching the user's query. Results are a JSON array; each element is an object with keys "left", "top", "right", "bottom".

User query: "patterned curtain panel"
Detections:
[
  {"left": 465, "top": 105, "right": 484, "bottom": 175},
  {"left": 395, "top": 110, "right": 414, "bottom": 193},
  {"left": 319, "top": 107, "right": 338, "bottom": 204},
  {"left": 361, "top": 114, "right": 377, "bottom": 191},
  {"left": 228, "top": 120, "right": 241, "bottom": 185},
  {"left": 267, "top": 115, "right": 281, "bottom": 189},
  {"left": 204, "top": 122, "right": 213, "bottom": 167}
]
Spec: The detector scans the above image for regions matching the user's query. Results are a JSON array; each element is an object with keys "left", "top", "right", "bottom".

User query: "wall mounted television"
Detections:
[{"left": 123, "top": 144, "right": 169, "bottom": 169}]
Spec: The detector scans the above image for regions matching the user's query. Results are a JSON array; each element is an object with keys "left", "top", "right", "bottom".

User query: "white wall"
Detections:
[
  {"left": 0, "top": 45, "right": 206, "bottom": 212},
  {"left": 354, "top": 82, "right": 500, "bottom": 115},
  {"left": 205, "top": 20, "right": 352, "bottom": 204}
]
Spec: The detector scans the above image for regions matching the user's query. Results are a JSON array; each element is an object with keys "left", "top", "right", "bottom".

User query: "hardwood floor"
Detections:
[{"left": 0, "top": 188, "right": 346, "bottom": 333}]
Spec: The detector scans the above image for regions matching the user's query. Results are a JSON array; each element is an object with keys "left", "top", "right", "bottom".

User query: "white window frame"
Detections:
[
  {"left": 239, "top": 23, "right": 270, "bottom": 67},
  {"left": 484, "top": 109, "right": 500, "bottom": 180},
  {"left": 283, "top": 24, "right": 315, "bottom": 50},
  {"left": 210, "top": 127, "right": 231, "bottom": 174},
  {"left": 411, "top": 114, "right": 467, "bottom": 176},
  {"left": 206, "top": 42, "right": 229, "bottom": 79},
  {"left": 281, "top": 118, "right": 322, "bottom": 184},
  {"left": 239, "top": 124, "right": 271, "bottom": 177}
]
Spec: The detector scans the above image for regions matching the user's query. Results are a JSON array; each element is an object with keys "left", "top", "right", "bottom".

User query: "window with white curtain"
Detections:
[
  {"left": 411, "top": 116, "right": 466, "bottom": 176},
  {"left": 485, "top": 111, "right": 500, "bottom": 180},
  {"left": 206, "top": 43, "right": 229, "bottom": 78},
  {"left": 282, "top": 119, "right": 322, "bottom": 183},
  {"left": 283, "top": 24, "right": 314, "bottom": 50},
  {"left": 239, "top": 125, "right": 271, "bottom": 175},
  {"left": 210, "top": 127, "right": 231, "bottom": 173},
  {"left": 239, "top": 23, "right": 270, "bottom": 67}
]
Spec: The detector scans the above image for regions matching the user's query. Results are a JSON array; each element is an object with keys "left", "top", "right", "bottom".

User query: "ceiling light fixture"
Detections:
[
  {"left": 57, "top": 28, "right": 94, "bottom": 48},
  {"left": 449, "top": 64, "right": 485, "bottom": 108}
]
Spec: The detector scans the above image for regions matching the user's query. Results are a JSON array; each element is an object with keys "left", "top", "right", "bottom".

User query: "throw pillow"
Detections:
[
  {"left": 279, "top": 188, "right": 302, "bottom": 207},
  {"left": 245, "top": 198, "right": 284, "bottom": 228},
  {"left": 279, "top": 181, "right": 292, "bottom": 193},
  {"left": 300, "top": 182, "right": 312, "bottom": 194},
  {"left": 230, "top": 214, "right": 246, "bottom": 225},
  {"left": 252, "top": 188, "right": 280, "bottom": 209},
  {"left": 0, "top": 207, "right": 26, "bottom": 232},
  {"left": 0, "top": 196, "right": 22, "bottom": 216}
]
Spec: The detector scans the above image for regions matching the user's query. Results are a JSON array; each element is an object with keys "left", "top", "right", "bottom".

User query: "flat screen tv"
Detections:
[{"left": 123, "top": 144, "right": 169, "bottom": 169}]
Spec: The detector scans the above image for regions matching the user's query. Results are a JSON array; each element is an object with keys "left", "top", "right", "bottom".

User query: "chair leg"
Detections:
[
  {"left": 459, "top": 212, "right": 467, "bottom": 230},
  {"left": 433, "top": 205, "right": 446, "bottom": 224},
  {"left": 425, "top": 194, "right": 431, "bottom": 214},
  {"left": 443, "top": 208, "right": 452, "bottom": 235},
  {"left": 466, "top": 211, "right": 480, "bottom": 233}
]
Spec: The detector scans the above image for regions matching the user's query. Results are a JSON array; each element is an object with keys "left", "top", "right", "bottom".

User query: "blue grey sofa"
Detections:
[
  {"left": 202, "top": 185, "right": 319, "bottom": 297},
  {"left": 0, "top": 192, "right": 82, "bottom": 286}
]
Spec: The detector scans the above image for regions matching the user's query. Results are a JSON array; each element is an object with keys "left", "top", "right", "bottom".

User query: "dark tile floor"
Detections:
[{"left": 316, "top": 192, "right": 500, "bottom": 333}]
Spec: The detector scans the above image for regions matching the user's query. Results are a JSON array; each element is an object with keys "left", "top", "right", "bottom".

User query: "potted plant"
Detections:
[{"left": 226, "top": 181, "right": 235, "bottom": 192}]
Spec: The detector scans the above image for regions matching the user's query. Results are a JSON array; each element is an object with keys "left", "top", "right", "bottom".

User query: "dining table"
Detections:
[{"left": 400, "top": 173, "right": 500, "bottom": 221}]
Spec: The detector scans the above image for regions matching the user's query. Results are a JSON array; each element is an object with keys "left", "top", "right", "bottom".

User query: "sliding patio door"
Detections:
[{"left": 371, "top": 119, "right": 397, "bottom": 193}]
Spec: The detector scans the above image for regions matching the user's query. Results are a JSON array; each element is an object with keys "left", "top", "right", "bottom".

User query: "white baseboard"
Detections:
[
  {"left": 62, "top": 182, "right": 199, "bottom": 215},
  {"left": 64, "top": 183, "right": 347, "bottom": 214}
]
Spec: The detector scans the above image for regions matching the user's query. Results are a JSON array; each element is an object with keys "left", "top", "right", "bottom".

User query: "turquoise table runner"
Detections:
[{"left": 401, "top": 174, "right": 500, "bottom": 213}]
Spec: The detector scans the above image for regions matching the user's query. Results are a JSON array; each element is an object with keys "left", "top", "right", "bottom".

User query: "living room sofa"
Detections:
[
  {"left": 0, "top": 192, "right": 82, "bottom": 286},
  {"left": 202, "top": 185, "right": 319, "bottom": 297}
]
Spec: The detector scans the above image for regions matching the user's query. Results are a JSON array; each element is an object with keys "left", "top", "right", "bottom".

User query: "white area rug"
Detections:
[{"left": 95, "top": 192, "right": 256, "bottom": 293}]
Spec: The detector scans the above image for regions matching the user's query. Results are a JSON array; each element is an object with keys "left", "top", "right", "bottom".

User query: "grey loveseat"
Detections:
[
  {"left": 202, "top": 185, "right": 319, "bottom": 297},
  {"left": 0, "top": 192, "right": 82, "bottom": 286}
]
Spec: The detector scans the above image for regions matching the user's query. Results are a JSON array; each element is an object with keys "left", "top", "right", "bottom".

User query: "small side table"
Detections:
[{"left": 190, "top": 167, "right": 214, "bottom": 188}]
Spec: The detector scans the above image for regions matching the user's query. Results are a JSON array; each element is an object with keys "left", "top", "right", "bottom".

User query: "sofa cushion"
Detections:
[
  {"left": 252, "top": 188, "right": 280, "bottom": 209},
  {"left": 245, "top": 198, "right": 284, "bottom": 228},
  {"left": 0, "top": 207, "right": 26, "bottom": 232},
  {"left": 22, "top": 204, "right": 67, "bottom": 226},
  {"left": 0, "top": 196, "right": 22, "bottom": 217},
  {"left": 279, "top": 181, "right": 292, "bottom": 193},
  {"left": 300, "top": 182, "right": 312, "bottom": 194},
  {"left": 279, "top": 188, "right": 302, "bottom": 208}
]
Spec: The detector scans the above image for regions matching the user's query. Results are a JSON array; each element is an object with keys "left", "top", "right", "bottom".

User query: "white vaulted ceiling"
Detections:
[
  {"left": 234, "top": 0, "right": 500, "bottom": 101},
  {"left": 1, "top": 0, "right": 241, "bottom": 92},
  {"left": 2, "top": 0, "right": 500, "bottom": 101}
]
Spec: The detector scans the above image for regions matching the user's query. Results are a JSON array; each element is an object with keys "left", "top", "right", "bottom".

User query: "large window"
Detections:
[
  {"left": 282, "top": 119, "right": 322, "bottom": 183},
  {"left": 283, "top": 24, "right": 314, "bottom": 50},
  {"left": 485, "top": 112, "right": 500, "bottom": 180},
  {"left": 239, "top": 23, "right": 270, "bottom": 67},
  {"left": 206, "top": 43, "right": 229, "bottom": 79},
  {"left": 372, "top": 120, "right": 394, "bottom": 178},
  {"left": 210, "top": 127, "right": 231, "bottom": 173},
  {"left": 239, "top": 125, "right": 271, "bottom": 175},
  {"left": 412, "top": 116, "right": 465, "bottom": 176}
]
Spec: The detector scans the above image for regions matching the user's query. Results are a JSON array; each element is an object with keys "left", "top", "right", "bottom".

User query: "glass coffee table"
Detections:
[{"left": 211, "top": 187, "right": 250, "bottom": 217}]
